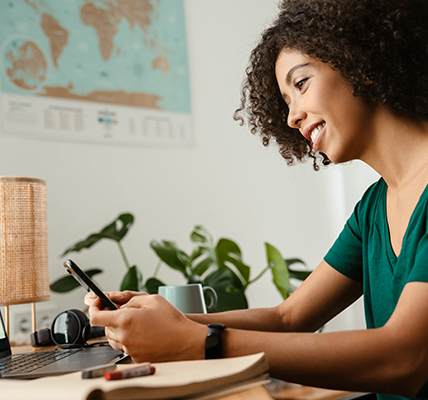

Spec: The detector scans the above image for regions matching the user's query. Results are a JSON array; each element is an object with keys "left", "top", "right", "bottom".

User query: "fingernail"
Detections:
[{"left": 84, "top": 297, "right": 94, "bottom": 306}]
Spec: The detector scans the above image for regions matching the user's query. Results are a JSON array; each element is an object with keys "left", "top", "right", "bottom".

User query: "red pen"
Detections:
[{"left": 104, "top": 364, "right": 156, "bottom": 381}]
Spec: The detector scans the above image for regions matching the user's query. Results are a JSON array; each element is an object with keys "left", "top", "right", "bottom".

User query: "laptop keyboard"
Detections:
[{"left": 0, "top": 348, "right": 82, "bottom": 377}]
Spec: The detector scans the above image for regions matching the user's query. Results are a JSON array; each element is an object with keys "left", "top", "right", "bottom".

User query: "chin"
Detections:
[{"left": 321, "top": 150, "right": 351, "bottom": 165}]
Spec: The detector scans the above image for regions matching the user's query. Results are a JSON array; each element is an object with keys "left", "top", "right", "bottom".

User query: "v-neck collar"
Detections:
[{"left": 382, "top": 179, "right": 428, "bottom": 267}]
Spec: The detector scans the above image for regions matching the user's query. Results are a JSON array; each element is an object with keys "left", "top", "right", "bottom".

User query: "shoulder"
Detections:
[
  {"left": 360, "top": 178, "right": 385, "bottom": 203},
  {"left": 354, "top": 178, "right": 385, "bottom": 217}
]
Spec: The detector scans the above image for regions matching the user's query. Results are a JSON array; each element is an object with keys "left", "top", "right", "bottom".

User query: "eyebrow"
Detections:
[
  {"left": 281, "top": 62, "right": 311, "bottom": 102},
  {"left": 286, "top": 63, "right": 310, "bottom": 84}
]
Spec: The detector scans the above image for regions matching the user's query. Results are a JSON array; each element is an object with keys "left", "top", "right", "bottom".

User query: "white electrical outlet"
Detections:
[{"left": 9, "top": 304, "right": 59, "bottom": 344}]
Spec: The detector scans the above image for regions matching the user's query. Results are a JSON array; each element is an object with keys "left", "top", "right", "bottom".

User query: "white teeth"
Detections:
[{"left": 310, "top": 122, "right": 325, "bottom": 142}]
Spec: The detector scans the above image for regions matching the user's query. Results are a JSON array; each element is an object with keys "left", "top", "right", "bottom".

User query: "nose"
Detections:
[{"left": 287, "top": 102, "right": 306, "bottom": 129}]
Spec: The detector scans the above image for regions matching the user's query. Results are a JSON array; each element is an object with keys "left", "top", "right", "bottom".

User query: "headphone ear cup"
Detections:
[
  {"left": 71, "top": 309, "right": 91, "bottom": 343},
  {"left": 50, "top": 309, "right": 90, "bottom": 347}
]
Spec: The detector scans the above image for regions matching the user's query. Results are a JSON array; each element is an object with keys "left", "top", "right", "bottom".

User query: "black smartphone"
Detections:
[{"left": 63, "top": 259, "right": 118, "bottom": 310}]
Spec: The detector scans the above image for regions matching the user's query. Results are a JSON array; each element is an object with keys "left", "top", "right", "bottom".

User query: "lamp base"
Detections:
[
  {"left": 4, "top": 305, "right": 9, "bottom": 338},
  {"left": 31, "top": 303, "right": 36, "bottom": 333}
]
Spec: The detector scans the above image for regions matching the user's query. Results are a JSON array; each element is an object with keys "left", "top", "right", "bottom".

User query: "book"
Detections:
[{"left": 1, "top": 352, "right": 269, "bottom": 400}]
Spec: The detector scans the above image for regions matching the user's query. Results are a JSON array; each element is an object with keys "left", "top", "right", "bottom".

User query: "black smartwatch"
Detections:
[{"left": 205, "top": 323, "right": 226, "bottom": 359}]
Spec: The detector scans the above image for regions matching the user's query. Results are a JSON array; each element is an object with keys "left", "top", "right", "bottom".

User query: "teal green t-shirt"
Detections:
[{"left": 324, "top": 178, "right": 428, "bottom": 400}]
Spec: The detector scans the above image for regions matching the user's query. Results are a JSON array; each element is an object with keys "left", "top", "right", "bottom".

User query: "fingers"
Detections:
[
  {"left": 109, "top": 290, "right": 148, "bottom": 305},
  {"left": 84, "top": 290, "right": 148, "bottom": 307},
  {"left": 105, "top": 327, "right": 119, "bottom": 342},
  {"left": 120, "top": 293, "right": 163, "bottom": 309},
  {"left": 105, "top": 327, "right": 124, "bottom": 352},
  {"left": 84, "top": 291, "right": 97, "bottom": 306},
  {"left": 88, "top": 298, "right": 120, "bottom": 327}
]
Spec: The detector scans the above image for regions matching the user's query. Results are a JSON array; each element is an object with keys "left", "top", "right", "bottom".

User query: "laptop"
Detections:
[{"left": 0, "top": 309, "right": 128, "bottom": 379}]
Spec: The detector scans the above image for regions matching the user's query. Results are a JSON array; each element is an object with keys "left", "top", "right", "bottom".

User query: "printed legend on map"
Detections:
[{"left": 1, "top": 94, "right": 192, "bottom": 146}]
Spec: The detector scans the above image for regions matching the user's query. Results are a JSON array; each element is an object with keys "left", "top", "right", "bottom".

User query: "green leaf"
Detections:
[
  {"left": 61, "top": 233, "right": 106, "bottom": 256},
  {"left": 98, "top": 213, "right": 134, "bottom": 241},
  {"left": 62, "top": 213, "right": 134, "bottom": 256},
  {"left": 286, "top": 258, "right": 311, "bottom": 281},
  {"left": 289, "top": 270, "right": 312, "bottom": 281},
  {"left": 150, "top": 240, "right": 188, "bottom": 276},
  {"left": 203, "top": 268, "right": 248, "bottom": 312},
  {"left": 216, "top": 238, "right": 251, "bottom": 286},
  {"left": 120, "top": 265, "right": 143, "bottom": 291},
  {"left": 187, "top": 275, "right": 203, "bottom": 284},
  {"left": 188, "top": 226, "right": 218, "bottom": 277},
  {"left": 144, "top": 277, "right": 165, "bottom": 294},
  {"left": 50, "top": 268, "right": 103, "bottom": 293},
  {"left": 266, "top": 243, "right": 291, "bottom": 300},
  {"left": 191, "top": 256, "right": 214, "bottom": 277},
  {"left": 285, "top": 258, "right": 307, "bottom": 268},
  {"left": 190, "top": 226, "right": 215, "bottom": 247}
]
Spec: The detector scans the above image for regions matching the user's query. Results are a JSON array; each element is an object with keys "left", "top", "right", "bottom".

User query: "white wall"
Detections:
[{"left": 0, "top": 0, "right": 379, "bottom": 336}]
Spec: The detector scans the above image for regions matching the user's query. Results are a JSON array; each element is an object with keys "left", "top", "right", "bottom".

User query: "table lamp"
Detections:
[{"left": 0, "top": 177, "right": 50, "bottom": 339}]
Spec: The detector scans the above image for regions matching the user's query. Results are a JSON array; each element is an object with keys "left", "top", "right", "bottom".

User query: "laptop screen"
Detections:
[{"left": 0, "top": 309, "right": 12, "bottom": 358}]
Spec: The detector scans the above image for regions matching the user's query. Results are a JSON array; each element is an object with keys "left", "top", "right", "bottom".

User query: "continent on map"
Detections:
[
  {"left": 40, "top": 13, "right": 69, "bottom": 68},
  {"left": 80, "top": 0, "right": 154, "bottom": 61},
  {"left": 38, "top": 83, "right": 162, "bottom": 109},
  {"left": 152, "top": 56, "right": 170, "bottom": 75},
  {"left": 112, "top": 0, "right": 153, "bottom": 32},
  {"left": 23, "top": 0, "right": 38, "bottom": 12},
  {"left": 5, "top": 40, "right": 47, "bottom": 90},
  {"left": 80, "top": 3, "right": 118, "bottom": 61}
]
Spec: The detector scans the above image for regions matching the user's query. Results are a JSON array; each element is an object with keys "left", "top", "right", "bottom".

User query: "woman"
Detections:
[{"left": 86, "top": 0, "right": 428, "bottom": 397}]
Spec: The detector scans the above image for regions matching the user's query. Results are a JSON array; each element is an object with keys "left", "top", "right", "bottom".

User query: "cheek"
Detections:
[
  {"left": 326, "top": 90, "right": 370, "bottom": 129},
  {"left": 304, "top": 94, "right": 325, "bottom": 115}
]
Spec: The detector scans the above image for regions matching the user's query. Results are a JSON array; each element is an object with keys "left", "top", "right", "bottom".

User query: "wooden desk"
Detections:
[
  {"left": 222, "top": 384, "right": 355, "bottom": 400},
  {"left": 11, "top": 344, "right": 355, "bottom": 400}
]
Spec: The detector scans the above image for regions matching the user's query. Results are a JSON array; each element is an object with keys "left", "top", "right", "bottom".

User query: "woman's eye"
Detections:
[{"left": 295, "top": 78, "right": 308, "bottom": 90}]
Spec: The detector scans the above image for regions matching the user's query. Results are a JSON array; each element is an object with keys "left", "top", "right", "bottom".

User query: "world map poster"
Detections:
[{"left": 0, "top": 0, "right": 192, "bottom": 146}]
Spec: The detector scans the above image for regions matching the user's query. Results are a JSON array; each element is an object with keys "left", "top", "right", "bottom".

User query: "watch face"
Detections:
[
  {"left": 206, "top": 332, "right": 220, "bottom": 347},
  {"left": 205, "top": 324, "right": 225, "bottom": 359}
]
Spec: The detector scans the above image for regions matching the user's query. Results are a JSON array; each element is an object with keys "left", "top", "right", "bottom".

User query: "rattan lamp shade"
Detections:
[{"left": 0, "top": 177, "right": 50, "bottom": 307}]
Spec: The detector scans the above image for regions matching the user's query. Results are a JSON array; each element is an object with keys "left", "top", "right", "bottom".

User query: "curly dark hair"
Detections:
[{"left": 234, "top": 0, "right": 428, "bottom": 169}]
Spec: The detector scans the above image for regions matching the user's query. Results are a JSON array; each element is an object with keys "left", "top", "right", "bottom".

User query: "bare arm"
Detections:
[
  {"left": 187, "top": 260, "right": 363, "bottom": 332},
  {"left": 219, "top": 279, "right": 428, "bottom": 396}
]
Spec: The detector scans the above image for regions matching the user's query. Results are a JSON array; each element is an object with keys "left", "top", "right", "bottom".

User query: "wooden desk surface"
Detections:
[{"left": 11, "top": 344, "right": 354, "bottom": 400}]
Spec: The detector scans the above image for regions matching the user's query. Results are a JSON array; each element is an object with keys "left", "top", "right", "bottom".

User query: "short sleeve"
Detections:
[
  {"left": 408, "top": 233, "right": 428, "bottom": 283},
  {"left": 324, "top": 203, "right": 364, "bottom": 283}
]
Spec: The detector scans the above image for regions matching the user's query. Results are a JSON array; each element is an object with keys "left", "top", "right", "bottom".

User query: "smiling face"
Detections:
[{"left": 275, "top": 49, "right": 377, "bottom": 164}]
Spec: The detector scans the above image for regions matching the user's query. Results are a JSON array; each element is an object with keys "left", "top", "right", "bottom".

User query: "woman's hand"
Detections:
[
  {"left": 84, "top": 290, "right": 149, "bottom": 353},
  {"left": 87, "top": 293, "right": 208, "bottom": 363}
]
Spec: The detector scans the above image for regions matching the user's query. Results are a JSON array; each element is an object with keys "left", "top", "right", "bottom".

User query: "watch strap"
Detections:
[{"left": 205, "top": 323, "right": 226, "bottom": 359}]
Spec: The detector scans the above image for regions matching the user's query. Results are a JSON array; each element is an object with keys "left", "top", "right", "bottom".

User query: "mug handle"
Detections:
[{"left": 203, "top": 286, "right": 217, "bottom": 312}]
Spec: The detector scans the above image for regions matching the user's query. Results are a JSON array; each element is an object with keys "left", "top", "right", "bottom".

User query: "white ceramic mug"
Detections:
[{"left": 158, "top": 283, "right": 217, "bottom": 313}]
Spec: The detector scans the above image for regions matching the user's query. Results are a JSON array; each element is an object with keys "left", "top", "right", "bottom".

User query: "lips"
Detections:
[
  {"left": 310, "top": 122, "right": 325, "bottom": 142},
  {"left": 302, "top": 122, "right": 326, "bottom": 150}
]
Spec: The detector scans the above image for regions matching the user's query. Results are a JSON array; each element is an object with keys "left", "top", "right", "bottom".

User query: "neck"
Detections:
[{"left": 358, "top": 108, "right": 428, "bottom": 190}]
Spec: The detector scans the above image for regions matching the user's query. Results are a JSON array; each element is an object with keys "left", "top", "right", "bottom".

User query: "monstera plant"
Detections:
[
  {"left": 50, "top": 213, "right": 160, "bottom": 294},
  {"left": 50, "top": 213, "right": 311, "bottom": 312},
  {"left": 150, "top": 225, "right": 310, "bottom": 312}
]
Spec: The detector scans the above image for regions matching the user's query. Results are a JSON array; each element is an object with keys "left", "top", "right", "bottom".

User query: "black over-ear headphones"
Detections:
[{"left": 30, "top": 309, "right": 105, "bottom": 348}]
